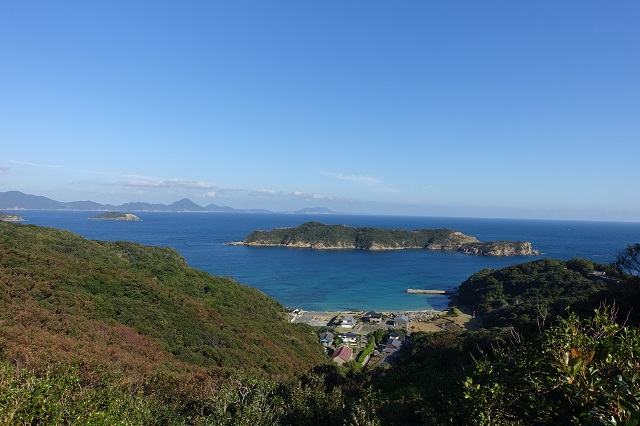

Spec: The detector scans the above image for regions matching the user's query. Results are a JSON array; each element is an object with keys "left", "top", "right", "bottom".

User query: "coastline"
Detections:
[
  {"left": 14, "top": 211, "right": 638, "bottom": 317},
  {"left": 290, "top": 307, "right": 479, "bottom": 332}
]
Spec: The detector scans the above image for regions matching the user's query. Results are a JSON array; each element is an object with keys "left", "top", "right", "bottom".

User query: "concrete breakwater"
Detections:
[{"left": 407, "top": 289, "right": 452, "bottom": 295}]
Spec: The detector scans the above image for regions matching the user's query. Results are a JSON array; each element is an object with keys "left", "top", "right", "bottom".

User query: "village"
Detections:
[{"left": 291, "top": 308, "right": 475, "bottom": 367}]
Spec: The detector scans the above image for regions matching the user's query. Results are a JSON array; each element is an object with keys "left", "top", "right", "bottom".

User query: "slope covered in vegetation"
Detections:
[
  {"left": 454, "top": 258, "right": 617, "bottom": 330},
  {"left": 2, "top": 220, "right": 639, "bottom": 424},
  {"left": 0, "top": 221, "right": 325, "bottom": 379}
]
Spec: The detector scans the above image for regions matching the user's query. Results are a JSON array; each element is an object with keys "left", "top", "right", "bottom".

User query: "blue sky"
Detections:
[{"left": 1, "top": 1, "right": 638, "bottom": 221}]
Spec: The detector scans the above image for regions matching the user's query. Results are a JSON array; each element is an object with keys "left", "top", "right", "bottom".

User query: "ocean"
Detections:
[{"left": 12, "top": 211, "right": 640, "bottom": 312}]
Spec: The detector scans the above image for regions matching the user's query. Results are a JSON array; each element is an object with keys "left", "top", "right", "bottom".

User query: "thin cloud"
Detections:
[
  {"left": 253, "top": 189, "right": 280, "bottom": 196},
  {"left": 10, "top": 160, "right": 63, "bottom": 168},
  {"left": 123, "top": 178, "right": 220, "bottom": 191},
  {"left": 292, "top": 191, "right": 335, "bottom": 200},
  {"left": 251, "top": 189, "right": 336, "bottom": 201},
  {"left": 323, "top": 171, "right": 381, "bottom": 186},
  {"left": 80, "top": 169, "right": 235, "bottom": 196},
  {"left": 374, "top": 186, "right": 400, "bottom": 194},
  {"left": 0, "top": 166, "right": 9, "bottom": 175},
  {"left": 80, "top": 169, "right": 132, "bottom": 177}
]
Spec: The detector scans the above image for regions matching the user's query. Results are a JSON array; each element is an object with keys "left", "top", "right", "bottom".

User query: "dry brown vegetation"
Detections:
[{"left": 0, "top": 222, "right": 326, "bottom": 383}]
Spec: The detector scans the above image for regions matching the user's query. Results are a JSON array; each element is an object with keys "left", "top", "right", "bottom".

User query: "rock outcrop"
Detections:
[
  {"left": 0, "top": 211, "right": 24, "bottom": 222},
  {"left": 458, "top": 241, "right": 540, "bottom": 256}
]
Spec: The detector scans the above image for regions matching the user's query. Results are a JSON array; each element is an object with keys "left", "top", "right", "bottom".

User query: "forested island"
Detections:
[
  {"left": 233, "top": 221, "right": 540, "bottom": 256},
  {"left": 89, "top": 211, "right": 141, "bottom": 221},
  {"left": 1, "top": 220, "right": 639, "bottom": 424}
]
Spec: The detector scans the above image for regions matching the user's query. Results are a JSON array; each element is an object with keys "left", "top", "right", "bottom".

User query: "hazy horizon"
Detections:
[{"left": 3, "top": 189, "right": 640, "bottom": 223}]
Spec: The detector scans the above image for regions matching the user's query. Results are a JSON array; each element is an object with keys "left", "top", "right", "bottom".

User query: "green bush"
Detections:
[{"left": 462, "top": 307, "right": 640, "bottom": 424}]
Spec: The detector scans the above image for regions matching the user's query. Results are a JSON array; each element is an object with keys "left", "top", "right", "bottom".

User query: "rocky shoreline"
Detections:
[
  {"left": 231, "top": 222, "right": 540, "bottom": 256},
  {"left": 232, "top": 240, "right": 539, "bottom": 256}
]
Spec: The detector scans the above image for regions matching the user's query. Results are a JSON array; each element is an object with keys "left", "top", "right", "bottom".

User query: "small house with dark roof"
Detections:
[
  {"left": 383, "top": 339, "right": 403, "bottom": 354},
  {"left": 339, "top": 332, "right": 359, "bottom": 344},
  {"left": 331, "top": 345, "right": 353, "bottom": 365},
  {"left": 319, "top": 331, "right": 334, "bottom": 347},
  {"left": 363, "top": 311, "right": 383, "bottom": 323},
  {"left": 388, "top": 331, "right": 406, "bottom": 342}
]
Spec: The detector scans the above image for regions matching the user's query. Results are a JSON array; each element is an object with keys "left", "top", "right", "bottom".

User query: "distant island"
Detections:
[
  {"left": 0, "top": 211, "right": 24, "bottom": 222},
  {"left": 230, "top": 221, "right": 540, "bottom": 256},
  {"left": 0, "top": 191, "right": 334, "bottom": 214},
  {"left": 89, "top": 212, "right": 141, "bottom": 221}
]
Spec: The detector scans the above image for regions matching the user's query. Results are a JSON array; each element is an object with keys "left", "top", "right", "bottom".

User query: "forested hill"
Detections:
[
  {"left": 0, "top": 221, "right": 326, "bottom": 379},
  {"left": 237, "top": 221, "right": 540, "bottom": 256},
  {"left": 453, "top": 258, "right": 621, "bottom": 330}
]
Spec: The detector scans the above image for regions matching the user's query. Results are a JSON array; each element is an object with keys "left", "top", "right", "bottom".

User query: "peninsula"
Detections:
[
  {"left": 89, "top": 211, "right": 141, "bottom": 221},
  {"left": 231, "top": 221, "right": 540, "bottom": 256}
]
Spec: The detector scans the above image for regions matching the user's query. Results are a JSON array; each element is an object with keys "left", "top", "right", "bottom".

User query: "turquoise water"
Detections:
[{"left": 14, "top": 211, "right": 640, "bottom": 312}]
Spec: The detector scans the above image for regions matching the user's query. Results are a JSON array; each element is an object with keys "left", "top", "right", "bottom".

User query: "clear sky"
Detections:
[{"left": 1, "top": 1, "right": 638, "bottom": 221}]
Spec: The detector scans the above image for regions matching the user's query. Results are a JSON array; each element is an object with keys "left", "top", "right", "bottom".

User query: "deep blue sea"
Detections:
[{"left": 12, "top": 211, "right": 640, "bottom": 312}]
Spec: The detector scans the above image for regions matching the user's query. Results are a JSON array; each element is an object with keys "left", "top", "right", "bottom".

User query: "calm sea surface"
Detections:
[{"left": 13, "top": 211, "right": 640, "bottom": 312}]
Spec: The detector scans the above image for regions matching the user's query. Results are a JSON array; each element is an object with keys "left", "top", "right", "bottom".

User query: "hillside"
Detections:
[
  {"left": 361, "top": 255, "right": 640, "bottom": 425},
  {"left": 0, "top": 221, "right": 326, "bottom": 379},
  {"left": 2, "top": 219, "right": 638, "bottom": 424},
  {"left": 237, "top": 221, "right": 540, "bottom": 256},
  {"left": 453, "top": 258, "right": 617, "bottom": 330},
  {"left": 0, "top": 190, "right": 283, "bottom": 213}
]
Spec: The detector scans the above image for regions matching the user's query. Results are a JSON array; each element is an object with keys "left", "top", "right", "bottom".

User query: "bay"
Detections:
[{"left": 13, "top": 211, "right": 640, "bottom": 312}]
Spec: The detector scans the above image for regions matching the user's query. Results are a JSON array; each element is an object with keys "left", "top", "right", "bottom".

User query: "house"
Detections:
[
  {"left": 318, "top": 331, "right": 334, "bottom": 347},
  {"left": 382, "top": 338, "right": 402, "bottom": 354},
  {"left": 331, "top": 345, "right": 353, "bottom": 365},
  {"left": 393, "top": 314, "right": 409, "bottom": 328},
  {"left": 339, "top": 332, "right": 359, "bottom": 344},
  {"left": 362, "top": 311, "right": 383, "bottom": 323},
  {"left": 388, "top": 331, "right": 406, "bottom": 342},
  {"left": 340, "top": 315, "right": 357, "bottom": 328}
]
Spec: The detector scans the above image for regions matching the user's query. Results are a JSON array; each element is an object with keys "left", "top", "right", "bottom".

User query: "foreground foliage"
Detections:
[
  {"left": 3, "top": 307, "right": 637, "bottom": 425},
  {"left": 2, "top": 221, "right": 639, "bottom": 424},
  {"left": 464, "top": 307, "right": 640, "bottom": 425}
]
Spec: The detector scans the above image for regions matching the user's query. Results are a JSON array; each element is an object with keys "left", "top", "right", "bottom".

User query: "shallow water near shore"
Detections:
[{"left": 14, "top": 211, "right": 640, "bottom": 312}]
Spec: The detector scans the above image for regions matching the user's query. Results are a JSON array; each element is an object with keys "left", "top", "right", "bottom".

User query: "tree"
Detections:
[
  {"left": 566, "top": 258, "right": 595, "bottom": 275},
  {"left": 370, "top": 329, "right": 386, "bottom": 346},
  {"left": 612, "top": 243, "right": 640, "bottom": 276}
]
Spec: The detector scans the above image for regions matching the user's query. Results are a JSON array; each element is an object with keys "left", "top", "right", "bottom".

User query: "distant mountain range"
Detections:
[{"left": 0, "top": 191, "right": 337, "bottom": 214}]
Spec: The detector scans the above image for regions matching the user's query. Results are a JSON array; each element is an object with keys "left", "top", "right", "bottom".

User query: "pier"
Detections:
[{"left": 407, "top": 289, "right": 453, "bottom": 295}]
